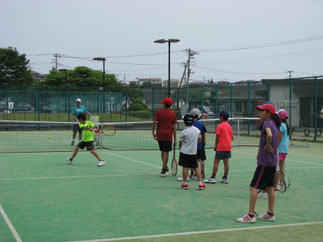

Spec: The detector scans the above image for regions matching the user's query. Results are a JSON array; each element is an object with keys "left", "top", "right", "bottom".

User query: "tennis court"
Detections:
[{"left": 1, "top": 139, "right": 323, "bottom": 242}]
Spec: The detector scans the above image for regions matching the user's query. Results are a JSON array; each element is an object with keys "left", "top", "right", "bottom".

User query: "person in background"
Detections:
[
  {"left": 152, "top": 97, "right": 177, "bottom": 177},
  {"left": 71, "top": 98, "right": 91, "bottom": 146}
]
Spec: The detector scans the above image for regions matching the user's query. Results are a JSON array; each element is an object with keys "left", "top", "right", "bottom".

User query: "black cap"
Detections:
[
  {"left": 183, "top": 113, "right": 194, "bottom": 126},
  {"left": 218, "top": 110, "right": 229, "bottom": 119}
]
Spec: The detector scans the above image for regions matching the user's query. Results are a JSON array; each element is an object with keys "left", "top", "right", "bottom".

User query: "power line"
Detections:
[
  {"left": 197, "top": 35, "right": 323, "bottom": 53},
  {"left": 195, "top": 66, "right": 286, "bottom": 75}
]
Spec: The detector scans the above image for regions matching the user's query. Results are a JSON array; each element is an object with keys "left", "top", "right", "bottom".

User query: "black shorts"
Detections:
[
  {"left": 179, "top": 152, "right": 198, "bottom": 168},
  {"left": 73, "top": 124, "right": 81, "bottom": 134},
  {"left": 197, "top": 149, "right": 206, "bottom": 161},
  {"left": 215, "top": 151, "right": 231, "bottom": 160},
  {"left": 250, "top": 166, "right": 276, "bottom": 190},
  {"left": 77, "top": 141, "right": 94, "bottom": 151},
  {"left": 158, "top": 141, "right": 172, "bottom": 152}
]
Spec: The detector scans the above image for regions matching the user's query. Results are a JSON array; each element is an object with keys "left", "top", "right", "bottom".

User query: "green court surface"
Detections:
[{"left": 0, "top": 143, "right": 323, "bottom": 242}]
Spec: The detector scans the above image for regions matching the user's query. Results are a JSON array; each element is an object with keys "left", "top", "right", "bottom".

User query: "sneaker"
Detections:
[
  {"left": 221, "top": 178, "right": 229, "bottom": 184},
  {"left": 204, "top": 178, "right": 216, "bottom": 184},
  {"left": 191, "top": 175, "right": 198, "bottom": 181},
  {"left": 97, "top": 160, "right": 106, "bottom": 167},
  {"left": 181, "top": 183, "right": 189, "bottom": 190},
  {"left": 66, "top": 157, "right": 73, "bottom": 165},
  {"left": 258, "top": 192, "right": 268, "bottom": 199},
  {"left": 198, "top": 183, "right": 206, "bottom": 190},
  {"left": 177, "top": 177, "right": 190, "bottom": 181},
  {"left": 236, "top": 214, "right": 256, "bottom": 223},
  {"left": 160, "top": 169, "right": 169, "bottom": 177},
  {"left": 71, "top": 140, "right": 75, "bottom": 146},
  {"left": 257, "top": 212, "right": 276, "bottom": 222}
]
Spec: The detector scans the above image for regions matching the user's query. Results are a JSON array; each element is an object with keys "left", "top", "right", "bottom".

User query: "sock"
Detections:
[
  {"left": 211, "top": 174, "right": 216, "bottom": 179},
  {"left": 248, "top": 213, "right": 254, "bottom": 218},
  {"left": 267, "top": 211, "right": 274, "bottom": 216},
  {"left": 223, "top": 173, "right": 228, "bottom": 179},
  {"left": 199, "top": 181, "right": 203, "bottom": 185},
  {"left": 184, "top": 181, "right": 188, "bottom": 185}
]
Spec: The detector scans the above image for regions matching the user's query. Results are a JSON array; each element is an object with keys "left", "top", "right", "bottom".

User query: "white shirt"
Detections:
[{"left": 179, "top": 126, "right": 201, "bottom": 155}]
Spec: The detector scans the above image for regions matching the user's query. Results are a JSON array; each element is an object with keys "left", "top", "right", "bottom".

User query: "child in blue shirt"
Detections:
[{"left": 277, "top": 109, "right": 289, "bottom": 178}]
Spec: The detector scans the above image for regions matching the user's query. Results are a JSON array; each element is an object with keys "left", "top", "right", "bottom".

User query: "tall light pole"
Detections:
[
  {"left": 93, "top": 57, "right": 107, "bottom": 113},
  {"left": 154, "top": 38, "right": 180, "bottom": 97}
]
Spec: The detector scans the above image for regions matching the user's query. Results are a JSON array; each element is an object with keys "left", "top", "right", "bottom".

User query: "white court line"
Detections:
[
  {"left": 69, "top": 221, "right": 323, "bottom": 242},
  {"left": 105, "top": 152, "right": 160, "bottom": 169},
  {"left": 0, "top": 204, "right": 22, "bottom": 242}
]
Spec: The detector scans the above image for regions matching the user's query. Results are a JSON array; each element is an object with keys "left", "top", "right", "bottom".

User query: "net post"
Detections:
[
  {"left": 314, "top": 77, "right": 318, "bottom": 142},
  {"left": 237, "top": 117, "right": 240, "bottom": 146}
]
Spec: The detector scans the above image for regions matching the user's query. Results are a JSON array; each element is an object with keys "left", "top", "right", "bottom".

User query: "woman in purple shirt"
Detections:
[{"left": 237, "top": 103, "right": 281, "bottom": 223}]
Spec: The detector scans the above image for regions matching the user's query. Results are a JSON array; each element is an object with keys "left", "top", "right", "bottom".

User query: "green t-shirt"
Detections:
[{"left": 79, "top": 121, "right": 95, "bottom": 142}]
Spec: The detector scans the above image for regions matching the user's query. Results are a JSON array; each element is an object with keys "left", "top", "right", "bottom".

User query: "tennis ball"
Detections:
[{"left": 49, "top": 136, "right": 52, "bottom": 139}]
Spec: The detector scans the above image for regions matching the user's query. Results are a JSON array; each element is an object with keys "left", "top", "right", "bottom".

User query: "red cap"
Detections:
[
  {"left": 161, "top": 97, "right": 173, "bottom": 106},
  {"left": 257, "top": 104, "right": 276, "bottom": 115}
]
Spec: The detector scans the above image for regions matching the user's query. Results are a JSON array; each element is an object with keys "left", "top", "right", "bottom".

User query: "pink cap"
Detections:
[{"left": 278, "top": 109, "right": 288, "bottom": 120}]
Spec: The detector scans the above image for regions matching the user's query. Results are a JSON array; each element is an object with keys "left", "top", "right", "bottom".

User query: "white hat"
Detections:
[
  {"left": 76, "top": 98, "right": 81, "bottom": 102},
  {"left": 190, "top": 108, "right": 201, "bottom": 118}
]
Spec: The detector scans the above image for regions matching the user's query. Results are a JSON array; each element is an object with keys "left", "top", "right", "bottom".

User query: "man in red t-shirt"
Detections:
[
  {"left": 205, "top": 110, "right": 233, "bottom": 184},
  {"left": 152, "top": 97, "right": 177, "bottom": 177}
]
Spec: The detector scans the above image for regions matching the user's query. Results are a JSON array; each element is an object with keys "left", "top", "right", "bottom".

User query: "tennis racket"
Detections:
[
  {"left": 171, "top": 143, "right": 178, "bottom": 176},
  {"left": 284, "top": 163, "right": 291, "bottom": 188},
  {"left": 277, "top": 172, "right": 286, "bottom": 193}
]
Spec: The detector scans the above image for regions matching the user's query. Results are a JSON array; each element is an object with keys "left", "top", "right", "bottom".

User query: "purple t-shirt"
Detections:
[{"left": 257, "top": 120, "right": 279, "bottom": 167}]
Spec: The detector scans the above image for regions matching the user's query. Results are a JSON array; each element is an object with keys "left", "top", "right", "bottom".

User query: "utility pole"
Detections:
[
  {"left": 186, "top": 48, "right": 198, "bottom": 85},
  {"left": 54, "top": 53, "right": 61, "bottom": 71}
]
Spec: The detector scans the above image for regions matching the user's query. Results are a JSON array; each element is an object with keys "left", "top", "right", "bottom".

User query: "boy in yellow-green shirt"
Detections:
[{"left": 66, "top": 113, "right": 105, "bottom": 167}]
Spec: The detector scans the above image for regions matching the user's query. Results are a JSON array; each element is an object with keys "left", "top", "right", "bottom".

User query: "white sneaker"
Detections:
[
  {"left": 97, "top": 160, "right": 106, "bottom": 167},
  {"left": 191, "top": 176, "right": 198, "bottom": 181},
  {"left": 221, "top": 178, "right": 228, "bottom": 184},
  {"left": 236, "top": 214, "right": 256, "bottom": 223},
  {"left": 204, "top": 178, "right": 216, "bottom": 184},
  {"left": 257, "top": 212, "right": 276, "bottom": 222},
  {"left": 66, "top": 157, "right": 73, "bottom": 165},
  {"left": 258, "top": 192, "right": 268, "bottom": 199},
  {"left": 177, "top": 177, "right": 190, "bottom": 181}
]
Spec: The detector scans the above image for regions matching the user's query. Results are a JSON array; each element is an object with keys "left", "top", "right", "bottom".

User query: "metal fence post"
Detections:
[
  {"left": 125, "top": 87, "right": 128, "bottom": 122},
  {"left": 152, "top": 88, "right": 154, "bottom": 120},
  {"left": 68, "top": 87, "right": 71, "bottom": 122},
  {"left": 230, "top": 83, "right": 233, "bottom": 118},
  {"left": 201, "top": 86, "right": 204, "bottom": 119},
  {"left": 97, "top": 87, "right": 99, "bottom": 116},
  {"left": 314, "top": 77, "right": 318, "bottom": 142},
  {"left": 267, "top": 80, "right": 271, "bottom": 101},
  {"left": 188, "top": 87, "right": 192, "bottom": 111},
  {"left": 6, "top": 84, "right": 9, "bottom": 120},
  {"left": 288, "top": 77, "right": 293, "bottom": 140},
  {"left": 36, "top": 89, "right": 40, "bottom": 121},
  {"left": 177, "top": 87, "right": 180, "bottom": 119},
  {"left": 215, "top": 84, "right": 218, "bottom": 115},
  {"left": 248, "top": 81, "right": 250, "bottom": 135}
]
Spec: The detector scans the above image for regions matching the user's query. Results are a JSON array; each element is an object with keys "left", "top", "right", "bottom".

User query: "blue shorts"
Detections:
[{"left": 215, "top": 151, "right": 231, "bottom": 160}]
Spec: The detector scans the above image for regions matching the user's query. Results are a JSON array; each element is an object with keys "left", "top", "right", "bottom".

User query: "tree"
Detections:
[
  {"left": 44, "top": 66, "right": 122, "bottom": 89},
  {"left": 128, "top": 98, "right": 147, "bottom": 111},
  {"left": 0, "top": 47, "right": 34, "bottom": 85}
]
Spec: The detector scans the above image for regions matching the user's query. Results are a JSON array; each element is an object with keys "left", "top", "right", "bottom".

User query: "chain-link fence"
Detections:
[{"left": 1, "top": 76, "right": 323, "bottom": 141}]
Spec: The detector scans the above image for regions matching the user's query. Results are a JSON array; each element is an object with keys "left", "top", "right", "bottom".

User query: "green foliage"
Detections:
[
  {"left": 44, "top": 66, "right": 122, "bottom": 89},
  {"left": 0, "top": 47, "right": 34, "bottom": 85},
  {"left": 128, "top": 110, "right": 152, "bottom": 119},
  {"left": 128, "top": 103, "right": 146, "bottom": 111}
]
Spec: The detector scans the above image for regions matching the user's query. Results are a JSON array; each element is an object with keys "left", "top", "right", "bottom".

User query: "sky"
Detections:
[{"left": 1, "top": 0, "right": 323, "bottom": 83}]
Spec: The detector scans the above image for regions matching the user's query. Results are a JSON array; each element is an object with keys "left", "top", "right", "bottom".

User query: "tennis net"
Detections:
[{"left": 0, "top": 118, "right": 260, "bottom": 153}]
